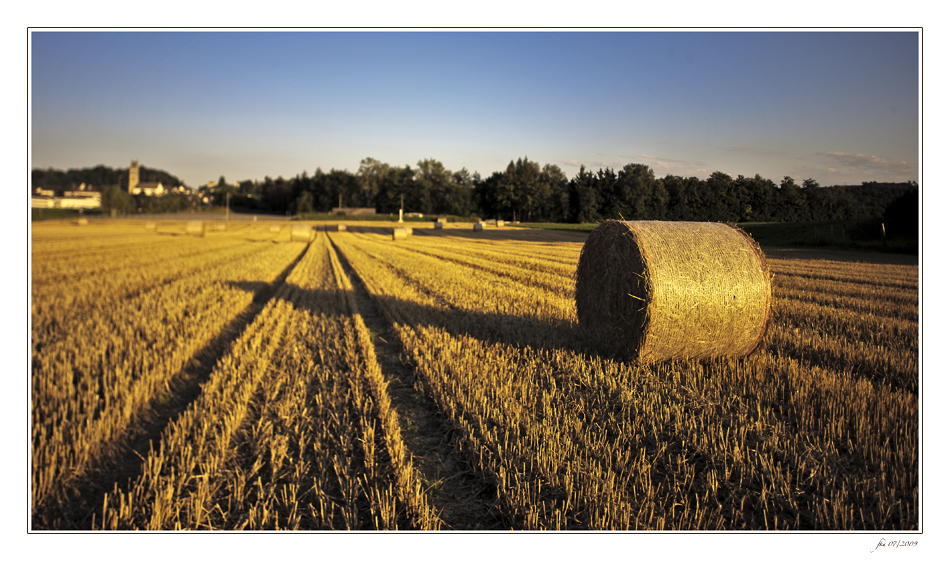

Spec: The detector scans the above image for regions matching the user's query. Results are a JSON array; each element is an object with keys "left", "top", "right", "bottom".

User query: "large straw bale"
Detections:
[
  {"left": 290, "top": 224, "right": 313, "bottom": 242},
  {"left": 186, "top": 220, "right": 205, "bottom": 237},
  {"left": 334, "top": 224, "right": 347, "bottom": 232},
  {"left": 73, "top": 218, "right": 88, "bottom": 226},
  {"left": 496, "top": 219, "right": 505, "bottom": 227},
  {"left": 434, "top": 221, "right": 443, "bottom": 229},
  {"left": 392, "top": 227, "right": 409, "bottom": 240},
  {"left": 574, "top": 220, "right": 771, "bottom": 363},
  {"left": 473, "top": 222, "right": 484, "bottom": 232}
]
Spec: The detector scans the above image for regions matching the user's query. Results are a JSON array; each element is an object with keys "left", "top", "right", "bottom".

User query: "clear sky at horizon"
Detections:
[{"left": 30, "top": 30, "right": 920, "bottom": 189}]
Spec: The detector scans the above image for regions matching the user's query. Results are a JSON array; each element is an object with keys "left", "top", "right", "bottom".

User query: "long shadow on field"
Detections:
[
  {"left": 32, "top": 241, "right": 312, "bottom": 530},
  {"left": 275, "top": 284, "right": 594, "bottom": 360},
  {"left": 397, "top": 227, "right": 590, "bottom": 244}
]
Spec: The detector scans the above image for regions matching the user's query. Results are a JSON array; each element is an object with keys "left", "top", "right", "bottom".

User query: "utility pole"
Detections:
[{"left": 399, "top": 194, "right": 404, "bottom": 223}]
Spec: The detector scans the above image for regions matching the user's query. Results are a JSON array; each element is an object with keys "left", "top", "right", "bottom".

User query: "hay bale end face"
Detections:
[
  {"left": 185, "top": 220, "right": 205, "bottom": 237},
  {"left": 290, "top": 224, "right": 313, "bottom": 242},
  {"left": 473, "top": 222, "right": 483, "bottom": 231},
  {"left": 574, "top": 220, "right": 771, "bottom": 363},
  {"left": 392, "top": 227, "right": 409, "bottom": 240},
  {"left": 434, "top": 221, "right": 443, "bottom": 229}
]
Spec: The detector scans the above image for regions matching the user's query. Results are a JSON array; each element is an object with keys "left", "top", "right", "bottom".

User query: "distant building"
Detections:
[
  {"left": 128, "top": 159, "right": 179, "bottom": 196},
  {"left": 131, "top": 182, "right": 165, "bottom": 196},
  {"left": 32, "top": 187, "right": 101, "bottom": 209}
]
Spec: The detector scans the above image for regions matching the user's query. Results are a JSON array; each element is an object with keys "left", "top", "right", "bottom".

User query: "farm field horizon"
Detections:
[{"left": 29, "top": 218, "right": 919, "bottom": 531}]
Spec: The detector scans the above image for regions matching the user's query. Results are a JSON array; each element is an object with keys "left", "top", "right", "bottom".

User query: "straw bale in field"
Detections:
[
  {"left": 574, "top": 220, "right": 771, "bottom": 363},
  {"left": 473, "top": 222, "right": 484, "bottom": 231},
  {"left": 290, "top": 224, "right": 313, "bottom": 242},
  {"left": 392, "top": 227, "right": 409, "bottom": 240},
  {"left": 334, "top": 224, "right": 347, "bottom": 232},
  {"left": 186, "top": 220, "right": 205, "bottom": 237},
  {"left": 496, "top": 219, "right": 505, "bottom": 227},
  {"left": 209, "top": 222, "right": 227, "bottom": 231},
  {"left": 434, "top": 221, "right": 443, "bottom": 229},
  {"left": 404, "top": 227, "right": 413, "bottom": 235},
  {"left": 73, "top": 218, "right": 88, "bottom": 226}
]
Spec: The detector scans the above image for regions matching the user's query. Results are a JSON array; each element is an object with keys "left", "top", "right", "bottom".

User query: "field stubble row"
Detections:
[{"left": 30, "top": 221, "right": 918, "bottom": 530}]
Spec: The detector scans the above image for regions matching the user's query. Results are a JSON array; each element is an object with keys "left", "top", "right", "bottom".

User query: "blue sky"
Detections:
[{"left": 30, "top": 30, "right": 920, "bottom": 188}]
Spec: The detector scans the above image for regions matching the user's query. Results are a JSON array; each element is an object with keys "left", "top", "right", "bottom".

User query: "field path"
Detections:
[{"left": 327, "top": 235, "right": 506, "bottom": 529}]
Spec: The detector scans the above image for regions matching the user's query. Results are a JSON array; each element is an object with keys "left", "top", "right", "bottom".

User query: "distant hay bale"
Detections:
[
  {"left": 434, "top": 221, "right": 443, "bottom": 229},
  {"left": 73, "top": 218, "right": 88, "bottom": 226},
  {"left": 269, "top": 225, "right": 281, "bottom": 233},
  {"left": 334, "top": 224, "right": 347, "bottom": 232},
  {"left": 186, "top": 220, "right": 205, "bottom": 237},
  {"left": 290, "top": 224, "right": 313, "bottom": 242},
  {"left": 496, "top": 219, "right": 505, "bottom": 227},
  {"left": 392, "top": 227, "right": 409, "bottom": 240},
  {"left": 574, "top": 220, "right": 772, "bottom": 363},
  {"left": 404, "top": 227, "right": 413, "bottom": 235},
  {"left": 209, "top": 222, "right": 226, "bottom": 231},
  {"left": 473, "top": 222, "right": 483, "bottom": 231},
  {"left": 145, "top": 221, "right": 156, "bottom": 230}
]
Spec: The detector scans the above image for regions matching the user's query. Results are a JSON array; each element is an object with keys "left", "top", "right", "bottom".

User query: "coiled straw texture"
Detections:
[{"left": 575, "top": 220, "right": 771, "bottom": 363}]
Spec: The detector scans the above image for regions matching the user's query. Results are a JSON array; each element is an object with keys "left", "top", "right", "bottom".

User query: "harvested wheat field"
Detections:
[{"left": 30, "top": 219, "right": 919, "bottom": 531}]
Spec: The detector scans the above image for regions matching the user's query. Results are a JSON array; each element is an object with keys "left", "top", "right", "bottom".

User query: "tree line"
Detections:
[
  {"left": 236, "top": 157, "right": 915, "bottom": 224},
  {"left": 33, "top": 158, "right": 916, "bottom": 225}
]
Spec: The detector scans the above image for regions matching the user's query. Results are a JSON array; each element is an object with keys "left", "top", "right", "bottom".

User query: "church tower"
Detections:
[{"left": 129, "top": 160, "right": 140, "bottom": 194}]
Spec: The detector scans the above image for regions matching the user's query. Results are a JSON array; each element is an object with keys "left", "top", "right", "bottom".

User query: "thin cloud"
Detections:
[
  {"left": 721, "top": 146, "right": 781, "bottom": 157},
  {"left": 820, "top": 151, "right": 917, "bottom": 176},
  {"left": 637, "top": 154, "right": 691, "bottom": 165}
]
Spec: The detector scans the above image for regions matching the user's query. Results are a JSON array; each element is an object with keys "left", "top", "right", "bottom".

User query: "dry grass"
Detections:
[{"left": 31, "top": 222, "right": 918, "bottom": 530}]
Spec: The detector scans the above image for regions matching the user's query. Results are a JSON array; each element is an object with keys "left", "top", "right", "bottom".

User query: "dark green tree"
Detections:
[{"left": 569, "top": 166, "right": 599, "bottom": 223}]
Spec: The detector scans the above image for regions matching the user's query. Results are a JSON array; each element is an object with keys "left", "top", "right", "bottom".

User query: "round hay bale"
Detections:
[
  {"left": 336, "top": 224, "right": 347, "bottom": 232},
  {"left": 290, "top": 224, "right": 313, "bottom": 242},
  {"left": 473, "top": 222, "right": 483, "bottom": 232},
  {"left": 392, "top": 227, "right": 409, "bottom": 240},
  {"left": 575, "top": 220, "right": 771, "bottom": 363},
  {"left": 404, "top": 227, "right": 413, "bottom": 236},
  {"left": 496, "top": 219, "right": 505, "bottom": 227},
  {"left": 186, "top": 220, "right": 205, "bottom": 237}
]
